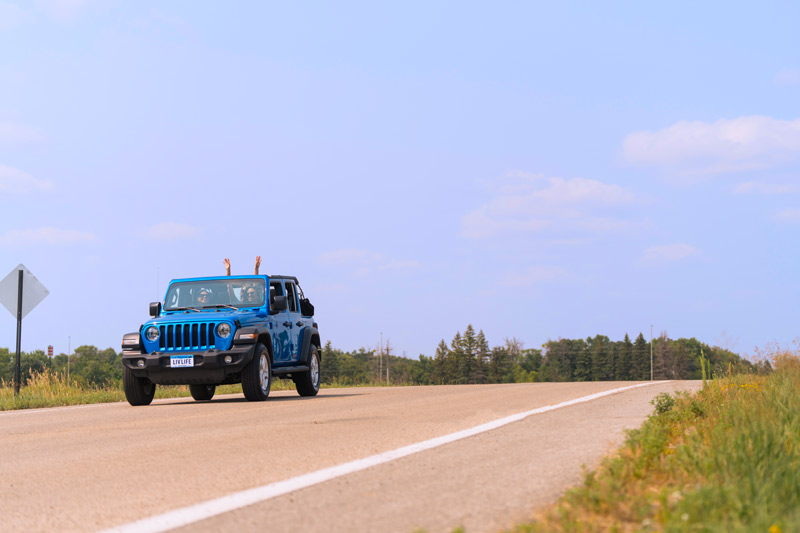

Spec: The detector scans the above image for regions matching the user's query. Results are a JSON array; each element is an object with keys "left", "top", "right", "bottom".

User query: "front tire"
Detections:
[
  {"left": 294, "top": 345, "right": 320, "bottom": 397},
  {"left": 242, "top": 343, "right": 272, "bottom": 401},
  {"left": 189, "top": 384, "right": 216, "bottom": 401},
  {"left": 123, "top": 366, "right": 156, "bottom": 406}
]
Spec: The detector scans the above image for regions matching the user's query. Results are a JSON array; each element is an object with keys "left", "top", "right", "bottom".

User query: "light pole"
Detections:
[{"left": 650, "top": 325, "right": 654, "bottom": 381}]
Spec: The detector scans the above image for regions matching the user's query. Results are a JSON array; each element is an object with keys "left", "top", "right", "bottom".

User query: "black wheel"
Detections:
[
  {"left": 189, "top": 384, "right": 216, "bottom": 401},
  {"left": 294, "top": 344, "right": 320, "bottom": 397},
  {"left": 123, "top": 366, "right": 156, "bottom": 406},
  {"left": 242, "top": 343, "right": 271, "bottom": 401}
]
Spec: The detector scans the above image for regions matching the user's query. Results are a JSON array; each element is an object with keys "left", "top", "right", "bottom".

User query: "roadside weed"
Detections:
[{"left": 517, "top": 348, "right": 800, "bottom": 532}]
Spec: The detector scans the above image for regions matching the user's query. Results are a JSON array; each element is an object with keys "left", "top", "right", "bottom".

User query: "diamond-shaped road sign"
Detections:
[{"left": 0, "top": 264, "right": 49, "bottom": 319}]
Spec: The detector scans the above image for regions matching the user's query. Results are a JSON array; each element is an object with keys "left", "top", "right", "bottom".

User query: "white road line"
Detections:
[{"left": 101, "top": 381, "right": 666, "bottom": 533}]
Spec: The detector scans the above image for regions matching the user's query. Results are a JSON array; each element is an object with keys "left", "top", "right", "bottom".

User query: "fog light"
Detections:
[
  {"left": 137, "top": 359, "right": 145, "bottom": 368},
  {"left": 224, "top": 355, "right": 233, "bottom": 364}
]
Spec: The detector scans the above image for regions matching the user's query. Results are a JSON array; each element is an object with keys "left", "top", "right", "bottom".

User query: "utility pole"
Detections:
[
  {"left": 67, "top": 335, "right": 71, "bottom": 384},
  {"left": 650, "top": 325, "right": 654, "bottom": 381},
  {"left": 378, "top": 332, "right": 383, "bottom": 382}
]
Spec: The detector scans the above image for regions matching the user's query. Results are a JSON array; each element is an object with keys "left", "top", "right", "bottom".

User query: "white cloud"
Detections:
[
  {"left": 641, "top": 243, "right": 699, "bottom": 263},
  {"left": 734, "top": 181, "right": 800, "bottom": 195},
  {"left": 0, "top": 227, "right": 97, "bottom": 246},
  {"left": 462, "top": 173, "right": 639, "bottom": 239},
  {"left": 622, "top": 115, "right": 800, "bottom": 175},
  {"left": 775, "top": 68, "right": 800, "bottom": 86},
  {"left": 774, "top": 208, "right": 800, "bottom": 223},
  {"left": 501, "top": 266, "right": 566, "bottom": 287},
  {"left": 0, "top": 122, "right": 44, "bottom": 143},
  {"left": 145, "top": 222, "right": 199, "bottom": 240},
  {"left": 316, "top": 248, "right": 419, "bottom": 276},
  {"left": 0, "top": 164, "right": 53, "bottom": 193}
]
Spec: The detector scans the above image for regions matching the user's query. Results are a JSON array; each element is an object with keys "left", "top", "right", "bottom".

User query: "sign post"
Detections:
[
  {"left": 0, "top": 264, "right": 49, "bottom": 395},
  {"left": 14, "top": 270, "right": 22, "bottom": 395}
]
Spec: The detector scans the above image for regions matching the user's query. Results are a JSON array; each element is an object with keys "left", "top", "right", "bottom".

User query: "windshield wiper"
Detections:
[
  {"left": 171, "top": 306, "right": 201, "bottom": 312},
  {"left": 202, "top": 304, "right": 240, "bottom": 311}
]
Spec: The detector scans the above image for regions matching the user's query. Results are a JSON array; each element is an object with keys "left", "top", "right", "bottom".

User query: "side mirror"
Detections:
[
  {"left": 270, "top": 295, "right": 287, "bottom": 314},
  {"left": 149, "top": 302, "right": 162, "bottom": 317},
  {"left": 300, "top": 298, "right": 314, "bottom": 317}
]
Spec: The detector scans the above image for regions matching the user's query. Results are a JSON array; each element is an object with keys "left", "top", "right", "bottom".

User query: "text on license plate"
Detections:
[{"left": 171, "top": 355, "right": 194, "bottom": 368}]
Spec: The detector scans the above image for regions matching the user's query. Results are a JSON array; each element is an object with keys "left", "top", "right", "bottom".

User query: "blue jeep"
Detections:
[{"left": 120, "top": 275, "right": 320, "bottom": 406}]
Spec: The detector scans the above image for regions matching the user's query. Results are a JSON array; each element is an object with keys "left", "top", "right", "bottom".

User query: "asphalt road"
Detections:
[{"left": 0, "top": 381, "right": 701, "bottom": 532}]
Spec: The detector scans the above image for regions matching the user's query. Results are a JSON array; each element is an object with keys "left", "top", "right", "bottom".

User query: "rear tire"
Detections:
[
  {"left": 294, "top": 345, "right": 320, "bottom": 397},
  {"left": 242, "top": 343, "right": 271, "bottom": 401},
  {"left": 123, "top": 366, "right": 156, "bottom": 406},
  {"left": 189, "top": 384, "right": 216, "bottom": 401}
]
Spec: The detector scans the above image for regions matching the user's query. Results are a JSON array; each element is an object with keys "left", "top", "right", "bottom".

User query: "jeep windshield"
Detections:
[{"left": 164, "top": 279, "right": 266, "bottom": 311}]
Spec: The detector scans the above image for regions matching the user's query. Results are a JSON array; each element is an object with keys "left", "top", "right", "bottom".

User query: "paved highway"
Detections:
[{"left": 0, "top": 381, "right": 700, "bottom": 532}]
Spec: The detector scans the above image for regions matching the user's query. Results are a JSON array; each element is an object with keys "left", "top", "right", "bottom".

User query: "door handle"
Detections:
[
  {"left": 296, "top": 321, "right": 303, "bottom": 327},
  {"left": 283, "top": 322, "right": 292, "bottom": 327}
]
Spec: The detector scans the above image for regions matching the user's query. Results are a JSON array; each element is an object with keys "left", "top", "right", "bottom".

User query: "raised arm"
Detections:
[
  {"left": 254, "top": 255, "right": 261, "bottom": 275},
  {"left": 224, "top": 258, "right": 231, "bottom": 276}
]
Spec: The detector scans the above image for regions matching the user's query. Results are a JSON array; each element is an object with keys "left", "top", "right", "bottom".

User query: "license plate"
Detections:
[{"left": 170, "top": 355, "right": 194, "bottom": 368}]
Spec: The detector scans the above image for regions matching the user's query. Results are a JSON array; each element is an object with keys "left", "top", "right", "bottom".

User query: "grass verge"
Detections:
[
  {"left": 0, "top": 370, "right": 298, "bottom": 411},
  {"left": 514, "top": 354, "right": 800, "bottom": 532}
]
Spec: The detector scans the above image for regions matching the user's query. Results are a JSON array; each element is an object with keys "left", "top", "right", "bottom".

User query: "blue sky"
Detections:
[{"left": 1, "top": 1, "right": 798, "bottom": 360}]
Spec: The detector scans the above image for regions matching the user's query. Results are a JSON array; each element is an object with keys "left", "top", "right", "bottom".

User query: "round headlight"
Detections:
[
  {"left": 145, "top": 326, "right": 159, "bottom": 342},
  {"left": 216, "top": 323, "right": 231, "bottom": 338}
]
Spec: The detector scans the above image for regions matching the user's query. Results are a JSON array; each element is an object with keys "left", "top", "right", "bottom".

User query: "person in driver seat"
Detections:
[{"left": 195, "top": 289, "right": 211, "bottom": 306}]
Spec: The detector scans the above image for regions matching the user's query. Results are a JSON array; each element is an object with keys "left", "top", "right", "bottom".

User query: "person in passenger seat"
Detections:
[{"left": 242, "top": 286, "right": 263, "bottom": 305}]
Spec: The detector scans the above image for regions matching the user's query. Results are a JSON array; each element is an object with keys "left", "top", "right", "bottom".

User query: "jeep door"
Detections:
[
  {"left": 270, "top": 281, "right": 292, "bottom": 363},
  {"left": 283, "top": 280, "right": 302, "bottom": 362}
]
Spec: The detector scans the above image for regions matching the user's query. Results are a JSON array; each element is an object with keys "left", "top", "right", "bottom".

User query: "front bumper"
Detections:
[{"left": 122, "top": 344, "right": 256, "bottom": 385}]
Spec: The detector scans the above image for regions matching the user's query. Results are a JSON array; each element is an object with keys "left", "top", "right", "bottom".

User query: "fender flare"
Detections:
[
  {"left": 234, "top": 326, "right": 274, "bottom": 362},
  {"left": 298, "top": 327, "right": 321, "bottom": 365}
]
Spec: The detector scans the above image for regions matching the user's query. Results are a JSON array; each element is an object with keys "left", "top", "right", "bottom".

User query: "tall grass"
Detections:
[
  {"left": 517, "top": 344, "right": 800, "bottom": 532},
  {"left": 0, "top": 370, "right": 126, "bottom": 410},
  {"left": 0, "top": 369, "right": 302, "bottom": 411},
  {"left": 515, "top": 342, "right": 800, "bottom": 533}
]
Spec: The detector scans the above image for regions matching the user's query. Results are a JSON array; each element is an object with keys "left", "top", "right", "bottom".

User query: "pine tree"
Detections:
[
  {"left": 590, "top": 335, "right": 610, "bottom": 381},
  {"left": 616, "top": 334, "right": 633, "bottom": 380},
  {"left": 476, "top": 330, "right": 490, "bottom": 365},
  {"left": 431, "top": 339, "right": 449, "bottom": 384},
  {"left": 488, "top": 346, "right": 513, "bottom": 383},
  {"left": 604, "top": 341, "right": 617, "bottom": 381},
  {"left": 448, "top": 331, "right": 465, "bottom": 384},
  {"left": 653, "top": 332, "right": 669, "bottom": 379},
  {"left": 471, "top": 329, "right": 490, "bottom": 384},
  {"left": 461, "top": 325, "right": 477, "bottom": 384},
  {"left": 633, "top": 333, "right": 649, "bottom": 380},
  {"left": 321, "top": 340, "right": 339, "bottom": 383},
  {"left": 574, "top": 338, "right": 592, "bottom": 381}
]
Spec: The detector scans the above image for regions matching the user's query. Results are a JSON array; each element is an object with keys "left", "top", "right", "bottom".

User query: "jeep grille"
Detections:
[{"left": 158, "top": 323, "right": 217, "bottom": 351}]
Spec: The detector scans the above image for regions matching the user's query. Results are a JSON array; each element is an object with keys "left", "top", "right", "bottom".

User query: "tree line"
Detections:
[
  {"left": 1, "top": 326, "right": 767, "bottom": 389},
  {"left": 321, "top": 326, "right": 765, "bottom": 385},
  {"left": 0, "top": 345, "right": 122, "bottom": 387}
]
